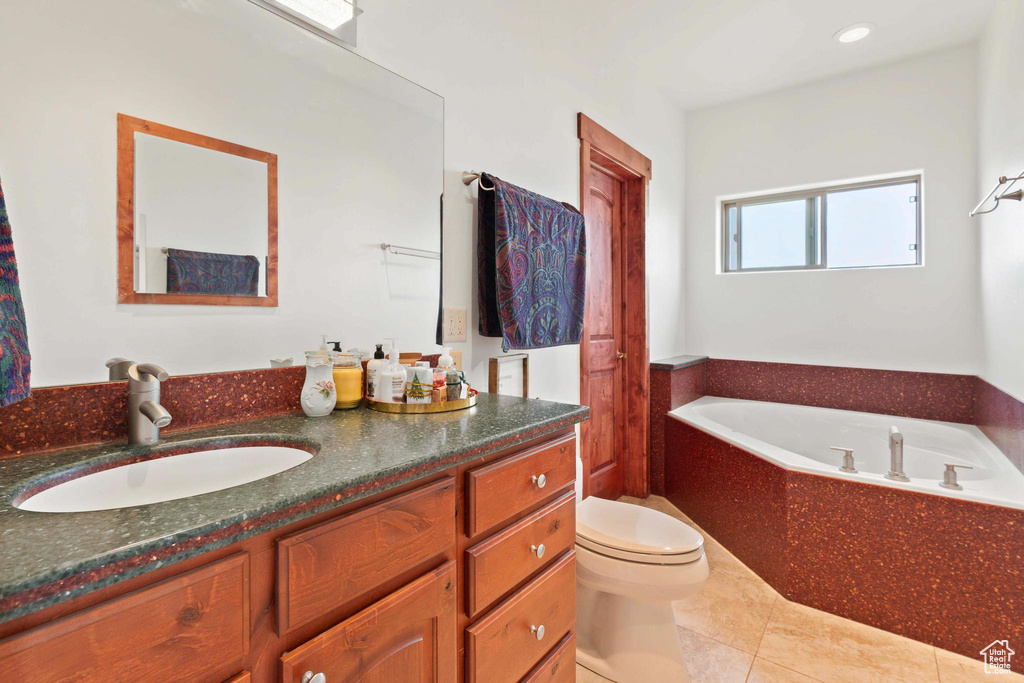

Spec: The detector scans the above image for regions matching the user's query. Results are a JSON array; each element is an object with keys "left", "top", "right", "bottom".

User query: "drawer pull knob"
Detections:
[
  {"left": 531, "top": 624, "right": 546, "bottom": 640},
  {"left": 531, "top": 543, "right": 546, "bottom": 558},
  {"left": 531, "top": 474, "right": 547, "bottom": 489},
  {"left": 302, "top": 672, "right": 326, "bottom": 683}
]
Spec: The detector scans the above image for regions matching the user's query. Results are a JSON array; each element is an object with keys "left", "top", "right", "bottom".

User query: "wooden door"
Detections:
[
  {"left": 578, "top": 113, "right": 652, "bottom": 500},
  {"left": 280, "top": 562, "right": 457, "bottom": 683},
  {"left": 581, "top": 167, "right": 626, "bottom": 499}
]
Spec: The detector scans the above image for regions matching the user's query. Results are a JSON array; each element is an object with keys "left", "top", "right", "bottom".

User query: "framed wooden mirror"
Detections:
[{"left": 117, "top": 114, "right": 278, "bottom": 306}]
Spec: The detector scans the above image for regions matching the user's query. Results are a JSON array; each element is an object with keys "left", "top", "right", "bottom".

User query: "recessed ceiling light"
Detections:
[{"left": 833, "top": 23, "right": 875, "bottom": 44}]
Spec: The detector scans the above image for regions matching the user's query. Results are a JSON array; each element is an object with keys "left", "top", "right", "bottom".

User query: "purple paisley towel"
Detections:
[
  {"left": 166, "top": 248, "right": 260, "bottom": 296},
  {"left": 477, "top": 173, "right": 586, "bottom": 351},
  {"left": 0, "top": 177, "right": 31, "bottom": 407}
]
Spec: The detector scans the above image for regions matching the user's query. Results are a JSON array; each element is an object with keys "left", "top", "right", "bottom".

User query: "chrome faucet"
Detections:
[
  {"left": 885, "top": 426, "right": 909, "bottom": 482},
  {"left": 127, "top": 363, "right": 172, "bottom": 446}
]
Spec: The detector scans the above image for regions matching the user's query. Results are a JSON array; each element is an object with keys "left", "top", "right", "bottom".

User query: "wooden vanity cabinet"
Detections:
[
  {"left": 0, "top": 427, "right": 578, "bottom": 683},
  {"left": 280, "top": 561, "right": 457, "bottom": 682}
]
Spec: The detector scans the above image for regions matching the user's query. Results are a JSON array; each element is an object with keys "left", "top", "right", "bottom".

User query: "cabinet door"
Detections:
[
  {"left": 0, "top": 553, "right": 249, "bottom": 683},
  {"left": 281, "top": 561, "right": 456, "bottom": 683}
]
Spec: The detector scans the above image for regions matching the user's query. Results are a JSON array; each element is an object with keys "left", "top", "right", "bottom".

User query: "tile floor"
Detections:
[{"left": 575, "top": 496, "right": 1023, "bottom": 683}]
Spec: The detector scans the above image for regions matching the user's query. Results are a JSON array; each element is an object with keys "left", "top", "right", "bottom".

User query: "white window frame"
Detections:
[{"left": 721, "top": 175, "right": 922, "bottom": 273}]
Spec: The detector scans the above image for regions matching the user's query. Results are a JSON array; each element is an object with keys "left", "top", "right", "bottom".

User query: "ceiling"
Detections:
[{"left": 548, "top": 0, "right": 996, "bottom": 110}]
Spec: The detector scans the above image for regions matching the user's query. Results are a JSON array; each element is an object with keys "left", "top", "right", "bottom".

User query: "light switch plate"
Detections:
[{"left": 443, "top": 307, "right": 467, "bottom": 342}]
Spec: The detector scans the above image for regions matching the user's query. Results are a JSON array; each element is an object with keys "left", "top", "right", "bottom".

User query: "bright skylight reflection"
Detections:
[{"left": 275, "top": 0, "right": 354, "bottom": 30}]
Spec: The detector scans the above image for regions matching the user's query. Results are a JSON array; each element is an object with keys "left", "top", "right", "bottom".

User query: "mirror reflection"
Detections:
[
  {"left": 129, "top": 124, "right": 274, "bottom": 300},
  {"left": 0, "top": 0, "right": 443, "bottom": 386}
]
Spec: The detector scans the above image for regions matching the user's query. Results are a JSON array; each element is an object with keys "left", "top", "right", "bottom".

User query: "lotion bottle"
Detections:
[
  {"left": 377, "top": 341, "right": 406, "bottom": 402},
  {"left": 366, "top": 344, "right": 387, "bottom": 399}
]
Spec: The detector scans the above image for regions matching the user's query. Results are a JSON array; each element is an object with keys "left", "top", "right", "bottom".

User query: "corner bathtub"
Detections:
[{"left": 670, "top": 396, "right": 1024, "bottom": 511}]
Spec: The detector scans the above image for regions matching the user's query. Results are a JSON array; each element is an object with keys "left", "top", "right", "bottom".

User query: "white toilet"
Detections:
[{"left": 575, "top": 494, "right": 709, "bottom": 682}]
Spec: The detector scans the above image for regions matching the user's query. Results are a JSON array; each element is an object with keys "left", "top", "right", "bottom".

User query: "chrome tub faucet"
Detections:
[
  {"left": 128, "top": 363, "right": 172, "bottom": 446},
  {"left": 885, "top": 426, "right": 909, "bottom": 482}
]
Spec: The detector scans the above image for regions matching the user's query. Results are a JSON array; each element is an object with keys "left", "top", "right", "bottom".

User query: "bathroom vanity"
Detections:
[{"left": 0, "top": 394, "right": 586, "bottom": 682}]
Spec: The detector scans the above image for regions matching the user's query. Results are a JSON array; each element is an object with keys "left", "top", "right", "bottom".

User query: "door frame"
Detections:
[{"left": 577, "top": 113, "right": 652, "bottom": 499}]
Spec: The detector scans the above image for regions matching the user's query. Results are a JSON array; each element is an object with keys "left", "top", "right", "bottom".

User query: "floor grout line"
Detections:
[
  {"left": 676, "top": 622, "right": 760, "bottom": 658},
  {"left": 933, "top": 646, "right": 942, "bottom": 682}
]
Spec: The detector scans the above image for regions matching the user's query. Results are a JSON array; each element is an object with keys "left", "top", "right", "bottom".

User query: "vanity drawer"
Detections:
[
  {"left": 0, "top": 552, "right": 249, "bottom": 683},
  {"left": 466, "top": 434, "right": 575, "bottom": 537},
  {"left": 465, "top": 490, "right": 575, "bottom": 617},
  {"left": 277, "top": 477, "right": 455, "bottom": 635},
  {"left": 465, "top": 550, "right": 576, "bottom": 683},
  {"left": 522, "top": 632, "right": 577, "bottom": 683},
  {"left": 281, "top": 561, "right": 457, "bottom": 683}
]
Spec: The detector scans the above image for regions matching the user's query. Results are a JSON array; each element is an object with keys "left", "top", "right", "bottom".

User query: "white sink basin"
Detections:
[{"left": 16, "top": 445, "right": 314, "bottom": 513}]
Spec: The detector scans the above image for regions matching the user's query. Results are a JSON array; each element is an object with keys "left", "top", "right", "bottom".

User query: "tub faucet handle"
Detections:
[
  {"left": 830, "top": 446, "right": 857, "bottom": 473},
  {"left": 939, "top": 463, "right": 972, "bottom": 491}
]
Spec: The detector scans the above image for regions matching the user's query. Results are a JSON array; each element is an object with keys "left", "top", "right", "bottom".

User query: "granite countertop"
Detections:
[
  {"left": 0, "top": 393, "right": 587, "bottom": 623},
  {"left": 650, "top": 355, "right": 710, "bottom": 371}
]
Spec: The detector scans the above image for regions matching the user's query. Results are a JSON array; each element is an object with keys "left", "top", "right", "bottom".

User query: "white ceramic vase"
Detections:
[{"left": 301, "top": 351, "right": 336, "bottom": 417}]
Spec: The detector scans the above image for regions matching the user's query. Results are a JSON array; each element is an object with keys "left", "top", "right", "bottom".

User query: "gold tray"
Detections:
[{"left": 365, "top": 390, "right": 478, "bottom": 414}]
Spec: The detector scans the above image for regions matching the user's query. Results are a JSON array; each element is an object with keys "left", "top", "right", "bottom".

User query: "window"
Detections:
[{"left": 722, "top": 176, "right": 921, "bottom": 272}]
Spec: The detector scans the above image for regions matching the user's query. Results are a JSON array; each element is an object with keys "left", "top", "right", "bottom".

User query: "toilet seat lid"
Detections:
[{"left": 576, "top": 497, "right": 704, "bottom": 559}]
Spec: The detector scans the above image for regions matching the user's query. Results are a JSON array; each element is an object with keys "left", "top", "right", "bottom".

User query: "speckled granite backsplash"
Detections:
[
  {"left": 0, "top": 366, "right": 305, "bottom": 458},
  {"left": 0, "top": 391, "right": 587, "bottom": 623}
]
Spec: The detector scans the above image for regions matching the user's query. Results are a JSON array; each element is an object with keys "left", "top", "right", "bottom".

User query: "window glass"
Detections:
[
  {"left": 739, "top": 199, "right": 809, "bottom": 269},
  {"left": 825, "top": 182, "right": 918, "bottom": 268},
  {"left": 727, "top": 206, "right": 738, "bottom": 271},
  {"left": 723, "top": 177, "right": 920, "bottom": 272}
]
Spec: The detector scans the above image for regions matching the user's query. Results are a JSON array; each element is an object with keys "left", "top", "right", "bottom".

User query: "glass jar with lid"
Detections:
[{"left": 332, "top": 352, "right": 363, "bottom": 410}]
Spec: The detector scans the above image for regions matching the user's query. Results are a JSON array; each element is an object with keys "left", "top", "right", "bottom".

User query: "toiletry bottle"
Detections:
[
  {"left": 446, "top": 368, "right": 465, "bottom": 402},
  {"left": 332, "top": 352, "right": 363, "bottom": 410},
  {"left": 366, "top": 344, "right": 386, "bottom": 400},
  {"left": 407, "top": 361, "right": 433, "bottom": 404},
  {"left": 435, "top": 347, "right": 455, "bottom": 402},
  {"left": 378, "top": 342, "right": 407, "bottom": 402}
]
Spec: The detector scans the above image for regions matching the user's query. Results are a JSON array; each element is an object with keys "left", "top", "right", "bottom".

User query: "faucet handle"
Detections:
[
  {"left": 127, "top": 363, "right": 170, "bottom": 391},
  {"left": 830, "top": 446, "right": 857, "bottom": 473},
  {"left": 939, "top": 463, "right": 972, "bottom": 491},
  {"left": 105, "top": 357, "right": 134, "bottom": 381}
]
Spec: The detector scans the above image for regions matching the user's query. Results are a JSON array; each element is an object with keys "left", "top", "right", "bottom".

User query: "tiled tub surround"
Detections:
[
  {"left": 704, "top": 359, "right": 977, "bottom": 424},
  {"left": 976, "top": 377, "right": 1024, "bottom": 474},
  {"left": 0, "top": 391, "right": 588, "bottom": 624},
  {"left": 649, "top": 355, "right": 708, "bottom": 495},
  {"left": 650, "top": 357, "right": 1024, "bottom": 485},
  {"left": 664, "top": 407, "right": 1024, "bottom": 673}
]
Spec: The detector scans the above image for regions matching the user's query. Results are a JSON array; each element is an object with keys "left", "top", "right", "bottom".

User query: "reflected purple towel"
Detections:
[
  {"left": 166, "top": 248, "right": 260, "bottom": 296},
  {"left": 477, "top": 173, "right": 586, "bottom": 351},
  {"left": 0, "top": 176, "right": 30, "bottom": 406}
]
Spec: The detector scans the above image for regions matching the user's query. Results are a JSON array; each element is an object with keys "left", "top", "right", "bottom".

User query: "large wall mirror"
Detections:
[
  {"left": 118, "top": 115, "right": 279, "bottom": 306},
  {"left": 0, "top": 0, "right": 443, "bottom": 386}
]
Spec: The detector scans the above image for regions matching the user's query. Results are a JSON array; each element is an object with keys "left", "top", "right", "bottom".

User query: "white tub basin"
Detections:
[{"left": 16, "top": 445, "right": 314, "bottom": 513}]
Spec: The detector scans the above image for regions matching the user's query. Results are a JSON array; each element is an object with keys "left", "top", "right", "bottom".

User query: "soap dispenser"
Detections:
[
  {"left": 377, "top": 340, "right": 407, "bottom": 403},
  {"left": 366, "top": 344, "right": 387, "bottom": 399}
]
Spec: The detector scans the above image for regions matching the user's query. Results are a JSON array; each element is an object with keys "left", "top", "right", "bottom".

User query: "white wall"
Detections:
[
  {"left": 0, "top": 0, "right": 688, "bottom": 400},
  {"left": 0, "top": 0, "right": 443, "bottom": 387},
  {"left": 354, "top": 0, "right": 689, "bottom": 404},
  {"left": 684, "top": 46, "right": 981, "bottom": 374},
  {"left": 977, "top": 0, "right": 1024, "bottom": 400}
]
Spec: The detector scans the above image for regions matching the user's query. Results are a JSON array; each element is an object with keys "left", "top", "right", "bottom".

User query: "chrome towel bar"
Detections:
[
  {"left": 379, "top": 243, "right": 440, "bottom": 260},
  {"left": 971, "top": 171, "right": 1024, "bottom": 217}
]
